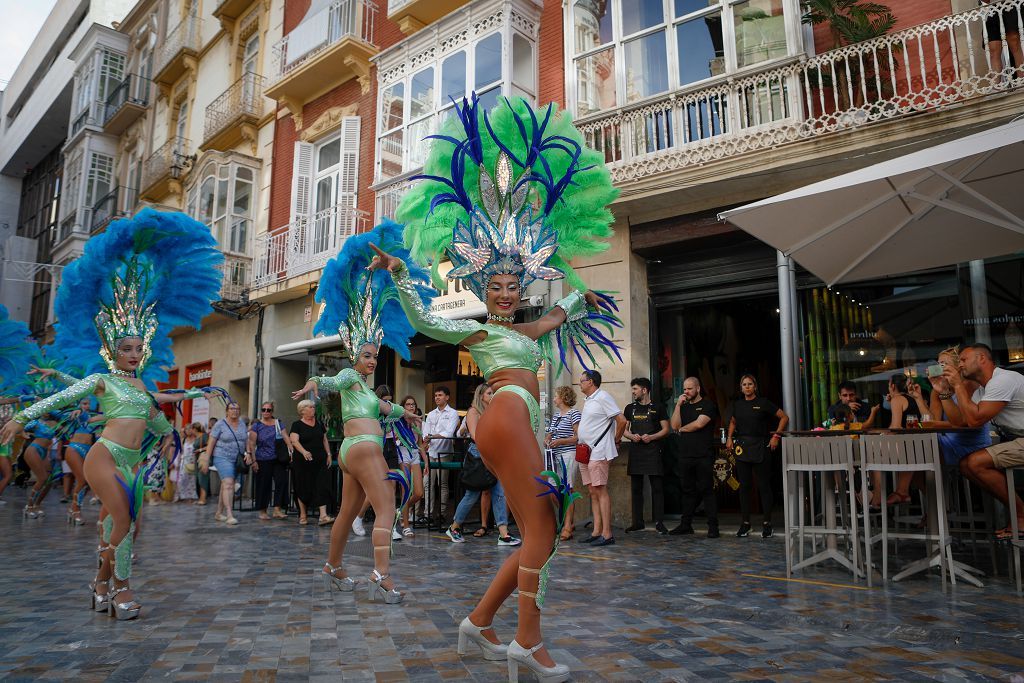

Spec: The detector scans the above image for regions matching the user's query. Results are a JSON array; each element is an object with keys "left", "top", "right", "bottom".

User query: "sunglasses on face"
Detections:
[{"left": 261, "top": 408, "right": 273, "bottom": 412}]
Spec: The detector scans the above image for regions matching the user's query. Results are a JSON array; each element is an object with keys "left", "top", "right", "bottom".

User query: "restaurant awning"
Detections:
[{"left": 719, "top": 118, "right": 1024, "bottom": 286}]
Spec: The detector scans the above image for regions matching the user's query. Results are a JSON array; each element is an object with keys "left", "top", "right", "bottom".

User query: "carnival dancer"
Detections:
[
  {"left": 0, "top": 208, "right": 225, "bottom": 620},
  {"left": 291, "top": 220, "right": 431, "bottom": 604},
  {"left": 369, "top": 94, "right": 621, "bottom": 682},
  {"left": 0, "top": 305, "right": 36, "bottom": 504}
]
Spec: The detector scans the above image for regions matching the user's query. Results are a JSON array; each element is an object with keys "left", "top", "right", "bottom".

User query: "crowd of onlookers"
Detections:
[{"left": 127, "top": 341, "right": 1024, "bottom": 547}]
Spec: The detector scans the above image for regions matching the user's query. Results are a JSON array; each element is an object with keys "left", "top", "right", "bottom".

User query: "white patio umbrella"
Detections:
[{"left": 719, "top": 118, "right": 1024, "bottom": 285}]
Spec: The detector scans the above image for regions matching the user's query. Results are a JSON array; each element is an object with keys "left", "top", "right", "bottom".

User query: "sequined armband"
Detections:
[
  {"left": 13, "top": 374, "right": 102, "bottom": 425},
  {"left": 183, "top": 388, "right": 205, "bottom": 400},
  {"left": 383, "top": 402, "right": 405, "bottom": 426},
  {"left": 392, "top": 260, "right": 481, "bottom": 346},
  {"left": 553, "top": 290, "right": 586, "bottom": 322}
]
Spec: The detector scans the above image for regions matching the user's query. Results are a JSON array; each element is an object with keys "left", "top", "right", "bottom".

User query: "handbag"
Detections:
[
  {"left": 460, "top": 446, "right": 498, "bottom": 491},
  {"left": 576, "top": 417, "right": 615, "bottom": 465},
  {"left": 227, "top": 423, "right": 251, "bottom": 474},
  {"left": 274, "top": 420, "right": 291, "bottom": 465}
]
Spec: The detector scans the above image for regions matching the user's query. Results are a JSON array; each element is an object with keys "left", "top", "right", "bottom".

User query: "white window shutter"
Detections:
[
  {"left": 339, "top": 116, "right": 360, "bottom": 208},
  {"left": 290, "top": 141, "right": 314, "bottom": 224}
]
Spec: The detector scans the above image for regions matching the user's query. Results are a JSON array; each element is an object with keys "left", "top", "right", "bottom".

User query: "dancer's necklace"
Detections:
[
  {"left": 487, "top": 313, "right": 515, "bottom": 324},
  {"left": 109, "top": 368, "right": 135, "bottom": 377}
]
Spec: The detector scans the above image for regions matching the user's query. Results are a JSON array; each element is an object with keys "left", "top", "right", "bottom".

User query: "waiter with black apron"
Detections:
[{"left": 623, "top": 378, "right": 670, "bottom": 534}]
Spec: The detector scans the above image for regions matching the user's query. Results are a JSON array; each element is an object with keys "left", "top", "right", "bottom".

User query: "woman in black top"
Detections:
[
  {"left": 725, "top": 374, "right": 789, "bottom": 538},
  {"left": 289, "top": 399, "right": 335, "bottom": 526},
  {"left": 876, "top": 373, "right": 923, "bottom": 507}
]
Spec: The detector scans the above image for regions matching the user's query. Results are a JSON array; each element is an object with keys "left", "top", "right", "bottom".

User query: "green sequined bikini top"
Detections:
[{"left": 311, "top": 368, "right": 380, "bottom": 422}]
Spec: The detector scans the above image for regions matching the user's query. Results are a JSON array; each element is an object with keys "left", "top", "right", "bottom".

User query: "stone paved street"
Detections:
[{"left": 1, "top": 496, "right": 1023, "bottom": 681}]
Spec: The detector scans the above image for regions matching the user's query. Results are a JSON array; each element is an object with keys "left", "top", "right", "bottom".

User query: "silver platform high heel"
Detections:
[
  {"left": 367, "top": 569, "right": 403, "bottom": 604},
  {"left": 457, "top": 616, "right": 507, "bottom": 661},
  {"left": 90, "top": 579, "right": 110, "bottom": 612},
  {"left": 322, "top": 562, "right": 357, "bottom": 592},
  {"left": 108, "top": 586, "right": 141, "bottom": 620},
  {"left": 507, "top": 640, "right": 570, "bottom": 683}
]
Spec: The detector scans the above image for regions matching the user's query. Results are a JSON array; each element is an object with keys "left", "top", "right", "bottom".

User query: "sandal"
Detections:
[
  {"left": 272, "top": 511, "right": 287, "bottom": 520},
  {"left": 318, "top": 516, "right": 335, "bottom": 526},
  {"left": 559, "top": 529, "right": 574, "bottom": 542},
  {"left": 258, "top": 513, "right": 271, "bottom": 521},
  {"left": 299, "top": 516, "right": 308, "bottom": 525},
  {"left": 886, "top": 492, "right": 911, "bottom": 505},
  {"left": 995, "top": 527, "right": 1024, "bottom": 541},
  {"left": 473, "top": 527, "right": 489, "bottom": 538}
]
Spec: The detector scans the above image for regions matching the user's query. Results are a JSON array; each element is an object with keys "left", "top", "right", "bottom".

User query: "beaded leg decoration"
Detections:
[
  {"left": 385, "top": 467, "right": 413, "bottom": 556},
  {"left": 531, "top": 455, "right": 582, "bottom": 610},
  {"left": 113, "top": 522, "right": 136, "bottom": 581}
]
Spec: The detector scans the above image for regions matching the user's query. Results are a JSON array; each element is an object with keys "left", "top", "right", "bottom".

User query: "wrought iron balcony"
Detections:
[
  {"left": 154, "top": 14, "right": 202, "bottom": 87},
  {"left": 252, "top": 203, "right": 369, "bottom": 290},
  {"left": 141, "top": 137, "right": 193, "bottom": 201},
  {"left": 55, "top": 213, "right": 88, "bottom": 246},
  {"left": 103, "top": 75, "right": 151, "bottom": 135},
  {"left": 265, "top": 0, "right": 378, "bottom": 117},
  {"left": 201, "top": 72, "right": 266, "bottom": 151},
  {"left": 574, "top": 0, "right": 1024, "bottom": 188},
  {"left": 218, "top": 254, "right": 252, "bottom": 302}
]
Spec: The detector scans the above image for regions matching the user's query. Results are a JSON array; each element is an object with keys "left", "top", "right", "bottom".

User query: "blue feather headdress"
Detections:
[
  {"left": 53, "top": 209, "right": 224, "bottom": 385},
  {"left": 314, "top": 219, "right": 433, "bottom": 360},
  {"left": 0, "top": 305, "right": 35, "bottom": 393}
]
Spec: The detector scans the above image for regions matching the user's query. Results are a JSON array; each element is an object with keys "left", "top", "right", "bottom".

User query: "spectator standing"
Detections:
[
  {"left": 423, "top": 386, "right": 460, "bottom": 521},
  {"left": 577, "top": 370, "right": 627, "bottom": 547},
  {"left": 289, "top": 399, "right": 335, "bottom": 526},
  {"left": 174, "top": 423, "right": 199, "bottom": 502},
  {"left": 200, "top": 402, "right": 249, "bottom": 525},
  {"left": 396, "top": 395, "right": 427, "bottom": 537},
  {"left": 670, "top": 377, "right": 721, "bottom": 537},
  {"left": 192, "top": 423, "right": 210, "bottom": 505},
  {"left": 945, "top": 344, "right": 1024, "bottom": 539},
  {"left": 248, "top": 401, "right": 291, "bottom": 521},
  {"left": 726, "top": 374, "right": 788, "bottom": 538},
  {"left": 448, "top": 384, "right": 521, "bottom": 546},
  {"left": 623, "top": 378, "right": 670, "bottom": 534},
  {"left": 545, "top": 386, "right": 581, "bottom": 540}
]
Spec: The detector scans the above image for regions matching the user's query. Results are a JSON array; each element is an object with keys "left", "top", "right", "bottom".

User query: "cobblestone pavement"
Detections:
[{"left": 1, "top": 495, "right": 1023, "bottom": 681}]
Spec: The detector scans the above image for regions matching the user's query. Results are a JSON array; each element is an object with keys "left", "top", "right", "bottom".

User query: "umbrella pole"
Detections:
[{"left": 807, "top": 290, "right": 822, "bottom": 426}]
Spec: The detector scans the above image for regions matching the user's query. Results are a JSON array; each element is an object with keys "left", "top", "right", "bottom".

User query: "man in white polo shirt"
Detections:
[
  {"left": 945, "top": 343, "right": 1024, "bottom": 538},
  {"left": 577, "top": 369, "right": 627, "bottom": 547}
]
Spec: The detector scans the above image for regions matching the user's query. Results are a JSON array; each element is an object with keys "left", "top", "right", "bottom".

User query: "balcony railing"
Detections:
[
  {"left": 90, "top": 186, "right": 135, "bottom": 233},
  {"left": 576, "top": 0, "right": 1024, "bottom": 185},
  {"left": 103, "top": 75, "right": 151, "bottom": 126},
  {"left": 155, "top": 13, "right": 202, "bottom": 79},
  {"left": 219, "top": 254, "right": 252, "bottom": 302},
  {"left": 252, "top": 203, "right": 369, "bottom": 288},
  {"left": 70, "top": 107, "right": 92, "bottom": 137},
  {"left": 54, "top": 211, "right": 90, "bottom": 246},
  {"left": 142, "top": 137, "right": 192, "bottom": 192},
  {"left": 269, "top": 0, "right": 378, "bottom": 85},
  {"left": 203, "top": 72, "right": 266, "bottom": 142}
]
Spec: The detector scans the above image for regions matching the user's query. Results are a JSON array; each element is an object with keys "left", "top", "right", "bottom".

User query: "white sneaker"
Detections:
[
  {"left": 215, "top": 512, "right": 227, "bottom": 522},
  {"left": 402, "top": 527, "right": 414, "bottom": 537},
  {"left": 392, "top": 528, "right": 403, "bottom": 541},
  {"left": 352, "top": 517, "right": 366, "bottom": 536}
]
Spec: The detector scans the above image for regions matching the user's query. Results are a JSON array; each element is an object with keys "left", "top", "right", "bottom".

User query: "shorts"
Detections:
[
  {"left": 986, "top": 437, "right": 1024, "bottom": 469},
  {"left": 212, "top": 454, "right": 237, "bottom": 480},
  {"left": 985, "top": 7, "right": 1020, "bottom": 40},
  {"left": 580, "top": 458, "right": 610, "bottom": 487}
]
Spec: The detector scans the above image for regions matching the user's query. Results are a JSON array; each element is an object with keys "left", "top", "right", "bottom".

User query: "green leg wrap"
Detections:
[
  {"left": 101, "top": 516, "right": 114, "bottom": 544},
  {"left": 113, "top": 522, "right": 135, "bottom": 581}
]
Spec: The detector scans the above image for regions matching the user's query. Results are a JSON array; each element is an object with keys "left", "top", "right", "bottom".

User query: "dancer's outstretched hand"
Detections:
[
  {"left": 28, "top": 365, "right": 55, "bottom": 378},
  {"left": 368, "top": 244, "right": 401, "bottom": 272},
  {"left": 292, "top": 380, "right": 319, "bottom": 401},
  {"left": 584, "top": 291, "right": 600, "bottom": 309},
  {"left": 0, "top": 420, "right": 23, "bottom": 445}
]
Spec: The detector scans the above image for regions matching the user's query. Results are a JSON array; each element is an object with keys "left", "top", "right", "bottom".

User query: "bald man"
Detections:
[{"left": 669, "top": 377, "right": 721, "bottom": 537}]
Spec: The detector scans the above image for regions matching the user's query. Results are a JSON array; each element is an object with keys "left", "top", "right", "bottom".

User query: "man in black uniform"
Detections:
[
  {"left": 623, "top": 377, "right": 670, "bottom": 534},
  {"left": 669, "top": 376, "right": 721, "bottom": 537}
]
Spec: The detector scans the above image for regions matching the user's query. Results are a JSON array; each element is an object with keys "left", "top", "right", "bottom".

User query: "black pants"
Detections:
[
  {"left": 736, "top": 457, "right": 773, "bottom": 524},
  {"left": 678, "top": 456, "right": 717, "bottom": 528},
  {"left": 630, "top": 474, "right": 664, "bottom": 525},
  {"left": 254, "top": 459, "right": 289, "bottom": 510}
]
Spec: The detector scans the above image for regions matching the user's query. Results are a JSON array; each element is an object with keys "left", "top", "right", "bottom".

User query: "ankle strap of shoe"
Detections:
[
  {"left": 323, "top": 562, "right": 338, "bottom": 575},
  {"left": 512, "top": 640, "right": 545, "bottom": 656},
  {"left": 371, "top": 569, "right": 390, "bottom": 582}
]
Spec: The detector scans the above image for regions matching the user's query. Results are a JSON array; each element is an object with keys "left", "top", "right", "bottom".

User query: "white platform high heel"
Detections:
[
  {"left": 108, "top": 586, "right": 141, "bottom": 620},
  {"left": 507, "top": 640, "right": 570, "bottom": 683},
  {"left": 457, "top": 616, "right": 507, "bottom": 661},
  {"left": 367, "top": 569, "right": 403, "bottom": 604}
]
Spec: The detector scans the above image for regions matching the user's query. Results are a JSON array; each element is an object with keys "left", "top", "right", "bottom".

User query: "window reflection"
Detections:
[
  {"left": 576, "top": 48, "right": 616, "bottom": 116},
  {"left": 622, "top": 0, "right": 663, "bottom": 36},
  {"left": 624, "top": 31, "right": 668, "bottom": 102},
  {"left": 574, "top": 0, "right": 613, "bottom": 54},
  {"left": 676, "top": 13, "right": 724, "bottom": 87},
  {"left": 733, "top": 0, "right": 787, "bottom": 68}
]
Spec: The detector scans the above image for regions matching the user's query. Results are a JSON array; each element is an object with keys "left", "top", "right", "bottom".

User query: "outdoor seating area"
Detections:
[{"left": 782, "top": 428, "right": 1024, "bottom": 593}]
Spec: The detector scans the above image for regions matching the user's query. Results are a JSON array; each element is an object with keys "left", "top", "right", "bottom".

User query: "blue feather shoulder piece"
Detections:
[
  {"left": 0, "top": 305, "right": 35, "bottom": 393},
  {"left": 314, "top": 219, "right": 433, "bottom": 360},
  {"left": 53, "top": 208, "right": 224, "bottom": 386}
]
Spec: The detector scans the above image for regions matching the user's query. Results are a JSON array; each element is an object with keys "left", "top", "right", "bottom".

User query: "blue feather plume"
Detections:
[
  {"left": 0, "top": 305, "right": 35, "bottom": 393},
  {"left": 53, "top": 208, "right": 223, "bottom": 386},
  {"left": 313, "top": 219, "right": 434, "bottom": 360}
]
